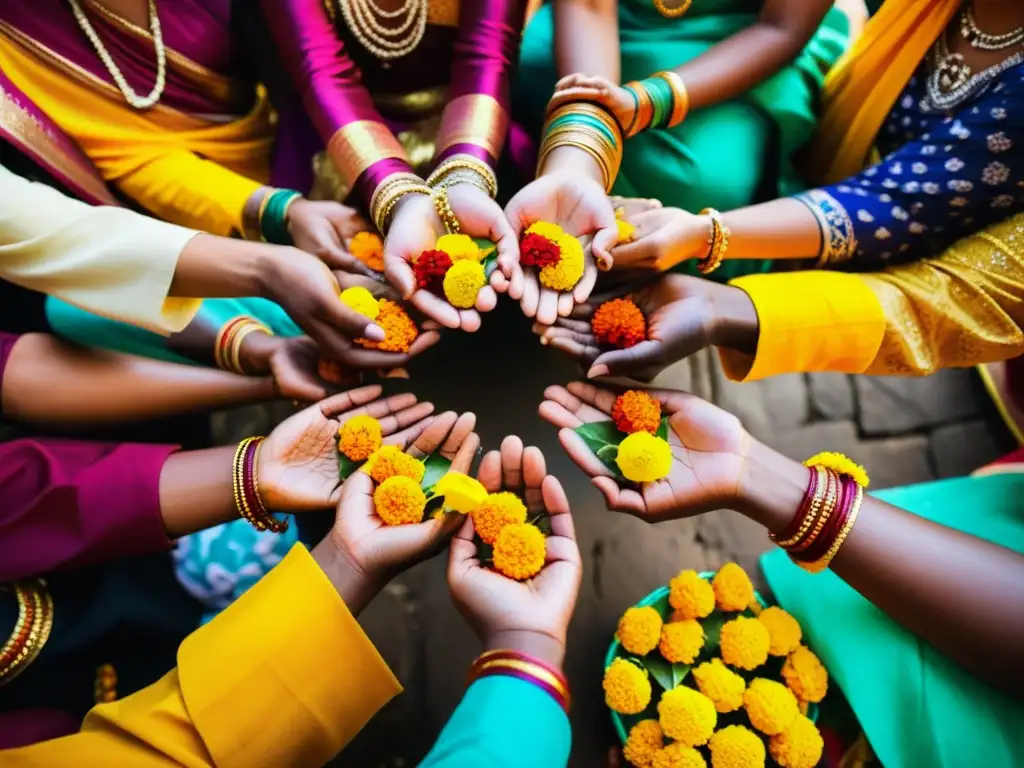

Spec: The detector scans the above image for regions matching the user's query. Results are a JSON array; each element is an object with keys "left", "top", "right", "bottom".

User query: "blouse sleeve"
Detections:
[
  {"left": 1, "top": 545, "right": 402, "bottom": 768},
  {"left": 259, "top": 0, "right": 416, "bottom": 209},
  {"left": 795, "top": 69, "right": 1024, "bottom": 267},
  {"left": 431, "top": 0, "right": 528, "bottom": 171}
]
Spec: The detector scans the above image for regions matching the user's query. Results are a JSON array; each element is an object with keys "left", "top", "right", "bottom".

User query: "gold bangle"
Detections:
[
  {"left": 656, "top": 71, "right": 689, "bottom": 128},
  {"left": 229, "top": 322, "right": 270, "bottom": 376},
  {"left": 0, "top": 580, "right": 54, "bottom": 686},
  {"left": 775, "top": 467, "right": 827, "bottom": 548},
  {"left": 432, "top": 186, "right": 460, "bottom": 234},
  {"left": 538, "top": 123, "right": 620, "bottom": 188},
  {"left": 697, "top": 207, "right": 730, "bottom": 274},
  {"left": 475, "top": 658, "right": 571, "bottom": 701},
  {"left": 369, "top": 172, "right": 422, "bottom": 217},
  {"left": 374, "top": 183, "right": 433, "bottom": 233},
  {"left": 427, "top": 155, "right": 498, "bottom": 197},
  {"left": 804, "top": 483, "right": 863, "bottom": 573},
  {"left": 537, "top": 133, "right": 612, "bottom": 191},
  {"left": 434, "top": 170, "right": 492, "bottom": 196},
  {"left": 792, "top": 470, "right": 838, "bottom": 554}
]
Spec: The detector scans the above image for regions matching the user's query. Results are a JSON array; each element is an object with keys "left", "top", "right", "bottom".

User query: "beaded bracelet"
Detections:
[
  {"left": 697, "top": 208, "right": 730, "bottom": 274},
  {"left": 432, "top": 186, "right": 460, "bottom": 234},
  {"left": 468, "top": 649, "right": 571, "bottom": 714},
  {"left": 0, "top": 580, "right": 54, "bottom": 686},
  {"left": 427, "top": 154, "right": 498, "bottom": 198},
  {"left": 232, "top": 437, "right": 288, "bottom": 533},
  {"left": 214, "top": 316, "right": 273, "bottom": 375},
  {"left": 260, "top": 189, "right": 303, "bottom": 245}
]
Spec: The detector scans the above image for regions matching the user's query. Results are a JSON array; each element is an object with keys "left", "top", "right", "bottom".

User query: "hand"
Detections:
[
  {"left": 287, "top": 198, "right": 377, "bottom": 278},
  {"left": 609, "top": 195, "right": 662, "bottom": 220},
  {"left": 609, "top": 207, "right": 712, "bottom": 272},
  {"left": 539, "top": 382, "right": 750, "bottom": 522},
  {"left": 447, "top": 436, "right": 582, "bottom": 668},
  {"left": 257, "top": 385, "right": 436, "bottom": 512},
  {"left": 533, "top": 274, "right": 758, "bottom": 381},
  {"left": 446, "top": 182, "right": 518, "bottom": 302},
  {"left": 384, "top": 193, "right": 485, "bottom": 332},
  {"left": 240, "top": 332, "right": 354, "bottom": 402},
  {"left": 548, "top": 74, "right": 636, "bottom": 133}
]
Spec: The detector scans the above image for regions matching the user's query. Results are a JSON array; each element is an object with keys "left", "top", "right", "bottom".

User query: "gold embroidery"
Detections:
[
  {"left": 326, "top": 120, "right": 410, "bottom": 187},
  {"left": 794, "top": 188, "right": 857, "bottom": 266},
  {"left": 375, "top": 86, "right": 448, "bottom": 120},
  {"left": 434, "top": 93, "right": 507, "bottom": 160}
]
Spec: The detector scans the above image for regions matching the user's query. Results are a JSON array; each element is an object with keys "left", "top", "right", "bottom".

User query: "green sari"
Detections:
[
  {"left": 513, "top": 0, "right": 850, "bottom": 282},
  {"left": 763, "top": 473, "right": 1024, "bottom": 768}
]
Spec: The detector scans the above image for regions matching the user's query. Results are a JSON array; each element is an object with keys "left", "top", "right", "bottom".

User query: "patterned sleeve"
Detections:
[{"left": 796, "top": 66, "right": 1024, "bottom": 267}]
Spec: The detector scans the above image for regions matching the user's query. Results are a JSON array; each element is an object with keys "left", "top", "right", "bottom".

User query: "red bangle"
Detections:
[
  {"left": 796, "top": 475, "right": 854, "bottom": 563},
  {"left": 771, "top": 465, "right": 818, "bottom": 543},
  {"left": 468, "top": 649, "right": 571, "bottom": 714},
  {"left": 244, "top": 438, "right": 288, "bottom": 534}
]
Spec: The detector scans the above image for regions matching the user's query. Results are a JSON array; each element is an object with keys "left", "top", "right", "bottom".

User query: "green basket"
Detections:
[{"left": 604, "top": 571, "right": 816, "bottom": 745}]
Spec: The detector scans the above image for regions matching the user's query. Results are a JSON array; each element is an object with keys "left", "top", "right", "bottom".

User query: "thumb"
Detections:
[
  {"left": 592, "top": 225, "right": 619, "bottom": 271},
  {"left": 384, "top": 252, "right": 417, "bottom": 300},
  {"left": 586, "top": 340, "right": 664, "bottom": 379}
]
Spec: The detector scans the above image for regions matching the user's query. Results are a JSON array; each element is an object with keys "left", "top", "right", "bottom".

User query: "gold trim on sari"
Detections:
[
  {"left": 435, "top": 93, "right": 507, "bottom": 160},
  {"left": 326, "top": 120, "right": 410, "bottom": 186}
]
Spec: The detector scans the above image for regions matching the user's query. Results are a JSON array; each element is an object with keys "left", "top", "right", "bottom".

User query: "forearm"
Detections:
[
  {"left": 158, "top": 446, "right": 239, "bottom": 539},
  {"left": 721, "top": 198, "right": 822, "bottom": 261},
  {"left": 554, "top": 0, "right": 620, "bottom": 81}
]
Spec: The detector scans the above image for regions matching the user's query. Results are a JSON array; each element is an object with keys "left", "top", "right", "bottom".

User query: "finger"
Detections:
[
  {"left": 542, "top": 476, "right": 575, "bottom": 539},
  {"left": 556, "top": 291, "right": 575, "bottom": 318},
  {"left": 569, "top": 301, "right": 596, "bottom": 320},
  {"left": 519, "top": 270, "right": 540, "bottom": 318},
  {"left": 587, "top": 340, "right": 665, "bottom": 380},
  {"left": 593, "top": 476, "right": 646, "bottom": 515},
  {"left": 383, "top": 253, "right": 417, "bottom": 300},
  {"left": 384, "top": 414, "right": 435, "bottom": 449},
  {"left": 559, "top": 428, "right": 615, "bottom": 478},
  {"left": 566, "top": 380, "right": 618, "bottom": 414},
  {"left": 475, "top": 285, "right": 498, "bottom": 313},
  {"left": 407, "top": 411, "right": 458, "bottom": 460},
  {"left": 343, "top": 392, "right": 419, "bottom": 423},
  {"left": 508, "top": 261, "right": 525, "bottom": 301},
  {"left": 543, "top": 383, "right": 610, "bottom": 421},
  {"left": 385, "top": 368, "right": 409, "bottom": 380},
  {"left": 542, "top": 333, "right": 599, "bottom": 363},
  {"left": 491, "top": 214, "right": 519, "bottom": 279},
  {"left": 275, "top": 363, "right": 328, "bottom": 402},
  {"left": 377, "top": 401, "right": 435, "bottom": 435},
  {"left": 538, "top": 399, "right": 585, "bottom": 430},
  {"left": 490, "top": 270, "right": 510, "bottom": 294},
  {"left": 549, "top": 317, "right": 593, "bottom": 334},
  {"left": 318, "top": 384, "right": 384, "bottom": 418},
  {"left": 410, "top": 289, "right": 462, "bottom": 330},
  {"left": 450, "top": 431, "right": 480, "bottom": 474},
  {"left": 573, "top": 259, "right": 598, "bottom": 305},
  {"left": 458, "top": 309, "right": 482, "bottom": 333},
  {"left": 326, "top": 205, "right": 373, "bottom": 238},
  {"left": 476, "top": 449, "right": 503, "bottom": 493},
  {"left": 536, "top": 288, "right": 559, "bottom": 326},
  {"left": 500, "top": 435, "right": 524, "bottom": 490},
  {"left": 408, "top": 329, "right": 441, "bottom": 357},
  {"left": 544, "top": 535, "right": 580, "bottom": 566},
  {"left": 333, "top": 337, "right": 412, "bottom": 370},
  {"left": 373, "top": 514, "right": 461, "bottom": 564},
  {"left": 591, "top": 225, "right": 619, "bottom": 271},
  {"left": 522, "top": 445, "right": 547, "bottom": 513},
  {"left": 441, "top": 412, "right": 478, "bottom": 460}
]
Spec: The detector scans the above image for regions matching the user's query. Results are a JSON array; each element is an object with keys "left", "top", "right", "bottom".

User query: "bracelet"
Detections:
[
  {"left": 433, "top": 169, "right": 492, "bottom": 197},
  {"left": 432, "top": 186, "right": 460, "bottom": 234},
  {"left": 468, "top": 649, "right": 571, "bottom": 714},
  {"left": 259, "top": 189, "right": 303, "bottom": 245},
  {"left": 232, "top": 437, "right": 288, "bottom": 533},
  {"left": 0, "top": 579, "right": 54, "bottom": 686},
  {"left": 369, "top": 172, "right": 422, "bottom": 223},
  {"left": 789, "top": 469, "right": 838, "bottom": 555},
  {"left": 538, "top": 103, "right": 623, "bottom": 193},
  {"left": 804, "top": 483, "right": 863, "bottom": 573},
  {"left": 771, "top": 466, "right": 822, "bottom": 547},
  {"left": 372, "top": 179, "right": 433, "bottom": 234},
  {"left": 427, "top": 155, "right": 498, "bottom": 198},
  {"left": 214, "top": 316, "right": 273, "bottom": 375},
  {"left": 621, "top": 73, "right": 688, "bottom": 136},
  {"left": 696, "top": 208, "right": 729, "bottom": 274}
]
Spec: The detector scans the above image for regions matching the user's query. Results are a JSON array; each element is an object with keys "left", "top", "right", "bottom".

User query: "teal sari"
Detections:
[
  {"left": 763, "top": 473, "right": 1024, "bottom": 768},
  {"left": 513, "top": 0, "right": 850, "bottom": 282}
]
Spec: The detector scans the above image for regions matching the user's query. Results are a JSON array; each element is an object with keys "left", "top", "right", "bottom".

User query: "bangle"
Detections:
[
  {"left": 372, "top": 177, "right": 433, "bottom": 234},
  {"left": 655, "top": 71, "right": 689, "bottom": 128},
  {"left": 622, "top": 73, "right": 688, "bottom": 136},
  {"left": 538, "top": 102, "right": 623, "bottom": 192},
  {"left": 0, "top": 579, "right": 54, "bottom": 686},
  {"left": 260, "top": 189, "right": 302, "bottom": 245},
  {"left": 232, "top": 437, "right": 288, "bottom": 533},
  {"left": 797, "top": 475, "right": 853, "bottom": 563},
  {"left": 215, "top": 316, "right": 273, "bottom": 375},
  {"left": 468, "top": 649, "right": 571, "bottom": 714},
  {"left": 773, "top": 467, "right": 826, "bottom": 548},
  {"left": 697, "top": 207, "right": 729, "bottom": 274},
  {"left": 432, "top": 186, "right": 460, "bottom": 234},
  {"left": 788, "top": 469, "right": 839, "bottom": 555},
  {"left": 804, "top": 483, "right": 863, "bottom": 573},
  {"left": 427, "top": 155, "right": 498, "bottom": 198}
]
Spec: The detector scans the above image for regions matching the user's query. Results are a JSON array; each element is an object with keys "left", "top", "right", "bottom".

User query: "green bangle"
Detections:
[
  {"left": 545, "top": 113, "right": 620, "bottom": 150},
  {"left": 260, "top": 189, "right": 302, "bottom": 245},
  {"left": 642, "top": 77, "right": 675, "bottom": 130}
]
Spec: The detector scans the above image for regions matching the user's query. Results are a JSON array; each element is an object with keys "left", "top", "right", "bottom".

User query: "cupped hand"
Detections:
[
  {"left": 287, "top": 198, "right": 377, "bottom": 278},
  {"left": 539, "top": 382, "right": 750, "bottom": 522},
  {"left": 447, "top": 436, "right": 582, "bottom": 667},
  {"left": 383, "top": 193, "right": 485, "bottom": 332},
  {"left": 240, "top": 332, "right": 354, "bottom": 402},
  {"left": 445, "top": 182, "right": 516, "bottom": 309},
  {"left": 258, "top": 386, "right": 436, "bottom": 512},
  {"left": 608, "top": 207, "right": 711, "bottom": 272}
]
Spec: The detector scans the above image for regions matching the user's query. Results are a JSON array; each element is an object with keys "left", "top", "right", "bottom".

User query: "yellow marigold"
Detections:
[
  {"left": 434, "top": 472, "right": 488, "bottom": 514},
  {"left": 668, "top": 570, "right": 715, "bottom": 620},
  {"left": 758, "top": 606, "right": 802, "bottom": 656},
  {"left": 659, "top": 620, "right": 704, "bottom": 664},
  {"left": 493, "top": 523, "right": 546, "bottom": 580},
  {"left": 781, "top": 646, "right": 828, "bottom": 704},
  {"left": 711, "top": 563, "right": 754, "bottom": 612},
  {"left": 616, "top": 432, "right": 672, "bottom": 483},
  {"left": 691, "top": 659, "right": 745, "bottom": 713},
  {"left": 803, "top": 451, "right": 869, "bottom": 487},
  {"left": 443, "top": 258, "right": 486, "bottom": 308},
  {"left": 708, "top": 725, "right": 765, "bottom": 768},
  {"left": 349, "top": 231, "right": 385, "bottom": 271},
  {"left": 623, "top": 719, "right": 664, "bottom": 768},
  {"left": 339, "top": 286, "right": 380, "bottom": 320},
  {"left": 471, "top": 491, "right": 527, "bottom": 545},
  {"left": 603, "top": 658, "right": 652, "bottom": 715},
  {"left": 651, "top": 743, "right": 707, "bottom": 768},
  {"left": 540, "top": 232, "right": 585, "bottom": 290},
  {"left": 743, "top": 678, "right": 799, "bottom": 736},
  {"left": 373, "top": 475, "right": 427, "bottom": 526},
  {"left": 357, "top": 299, "right": 418, "bottom": 353},
  {"left": 617, "top": 218, "right": 637, "bottom": 244},
  {"left": 658, "top": 685, "right": 717, "bottom": 747},
  {"left": 719, "top": 616, "right": 770, "bottom": 671},
  {"left": 617, "top": 606, "right": 663, "bottom": 656},
  {"left": 364, "top": 445, "right": 425, "bottom": 485},
  {"left": 525, "top": 220, "right": 566, "bottom": 241},
  {"left": 338, "top": 414, "right": 383, "bottom": 461},
  {"left": 768, "top": 715, "right": 824, "bottom": 768},
  {"left": 435, "top": 233, "right": 483, "bottom": 262}
]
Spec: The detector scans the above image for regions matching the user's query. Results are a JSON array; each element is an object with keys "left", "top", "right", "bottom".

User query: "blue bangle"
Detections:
[{"left": 260, "top": 189, "right": 302, "bottom": 245}]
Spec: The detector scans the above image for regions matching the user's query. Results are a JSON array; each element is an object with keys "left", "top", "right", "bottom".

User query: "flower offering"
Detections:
[
  {"left": 520, "top": 221, "right": 585, "bottom": 290},
  {"left": 349, "top": 231, "right": 385, "bottom": 272},
  {"left": 574, "top": 390, "right": 672, "bottom": 483},
  {"left": 412, "top": 233, "right": 497, "bottom": 309},
  {"left": 357, "top": 299, "right": 419, "bottom": 353},
  {"left": 592, "top": 297, "right": 646, "bottom": 349},
  {"left": 466, "top": 487, "right": 549, "bottom": 581}
]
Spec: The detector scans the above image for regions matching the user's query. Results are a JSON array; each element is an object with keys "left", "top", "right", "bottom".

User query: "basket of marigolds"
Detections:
[{"left": 604, "top": 563, "right": 829, "bottom": 768}]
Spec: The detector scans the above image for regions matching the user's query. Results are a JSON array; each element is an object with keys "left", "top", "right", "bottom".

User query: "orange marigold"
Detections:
[
  {"left": 613, "top": 390, "right": 662, "bottom": 434},
  {"left": 349, "top": 231, "right": 385, "bottom": 271},
  {"left": 338, "top": 414, "right": 383, "bottom": 461},
  {"left": 356, "top": 299, "right": 418, "bottom": 353},
  {"left": 592, "top": 297, "right": 646, "bottom": 349},
  {"left": 364, "top": 445, "right": 426, "bottom": 485},
  {"left": 492, "top": 523, "right": 546, "bottom": 580},
  {"left": 470, "top": 491, "right": 527, "bottom": 545},
  {"left": 781, "top": 646, "right": 828, "bottom": 704},
  {"left": 317, "top": 358, "right": 348, "bottom": 385},
  {"left": 373, "top": 476, "right": 427, "bottom": 526},
  {"left": 668, "top": 570, "right": 715, "bottom": 620}
]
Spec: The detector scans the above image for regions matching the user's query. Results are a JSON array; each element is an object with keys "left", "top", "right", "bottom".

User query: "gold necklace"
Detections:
[
  {"left": 337, "top": 0, "right": 427, "bottom": 61},
  {"left": 653, "top": 0, "right": 692, "bottom": 19},
  {"left": 69, "top": 0, "right": 166, "bottom": 110}
]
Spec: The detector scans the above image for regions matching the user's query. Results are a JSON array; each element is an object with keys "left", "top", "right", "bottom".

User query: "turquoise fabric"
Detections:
[
  {"left": 420, "top": 675, "right": 572, "bottom": 767},
  {"left": 513, "top": 0, "right": 850, "bottom": 282},
  {"left": 762, "top": 473, "right": 1024, "bottom": 768},
  {"left": 44, "top": 296, "right": 302, "bottom": 364}
]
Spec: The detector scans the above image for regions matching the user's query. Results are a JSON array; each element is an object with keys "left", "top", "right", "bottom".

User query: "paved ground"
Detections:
[{"left": 216, "top": 304, "right": 1015, "bottom": 767}]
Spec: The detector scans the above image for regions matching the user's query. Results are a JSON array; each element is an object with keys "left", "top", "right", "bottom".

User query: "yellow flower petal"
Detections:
[{"left": 433, "top": 472, "right": 488, "bottom": 514}]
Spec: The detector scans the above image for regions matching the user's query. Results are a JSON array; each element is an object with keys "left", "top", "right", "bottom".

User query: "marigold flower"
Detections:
[
  {"left": 651, "top": 743, "right": 707, "bottom": 768},
  {"left": 803, "top": 451, "right": 869, "bottom": 487},
  {"left": 356, "top": 299, "right": 418, "bottom": 353},
  {"left": 603, "top": 658, "right": 652, "bottom": 715},
  {"left": 525, "top": 220, "right": 566, "bottom": 241},
  {"left": 712, "top": 563, "right": 754, "bottom": 612},
  {"left": 691, "top": 659, "right": 745, "bottom": 713},
  {"left": 374, "top": 475, "right": 427, "bottom": 526},
  {"left": 758, "top": 607, "right": 802, "bottom": 657},
  {"left": 471, "top": 491, "right": 527, "bottom": 545},
  {"left": 493, "top": 522, "right": 546, "bottom": 580},
  {"left": 540, "top": 232, "right": 585, "bottom": 290},
  {"left": 623, "top": 719, "right": 664, "bottom": 768},
  {"left": 743, "top": 678, "right": 799, "bottom": 736},
  {"left": 349, "top": 231, "right": 384, "bottom": 271},
  {"left": 520, "top": 232, "right": 562, "bottom": 268},
  {"left": 443, "top": 259, "right": 486, "bottom": 308},
  {"left": 617, "top": 217, "right": 637, "bottom": 244},
  {"left": 708, "top": 725, "right": 765, "bottom": 768},
  {"left": 318, "top": 358, "right": 347, "bottom": 384},
  {"left": 592, "top": 298, "right": 646, "bottom": 349},
  {"left": 434, "top": 472, "right": 488, "bottom": 514},
  {"left": 364, "top": 445, "right": 425, "bottom": 485},
  {"left": 413, "top": 249, "right": 453, "bottom": 294},
  {"left": 719, "top": 616, "right": 770, "bottom": 671},
  {"left": 616, "top": 432, "right": 672, "bottom": 483},
  {"left": 659, "top": 619, "right": 704, "bottom": 664},
  {"left": 616, "top": 606, "right": 663, "bottom": 656},
  {"left": 612, "top": 390, "right": 662, "bottom": 434},
  {"left": 781, "top": 646, "right": 828, "bottom": 703},
  {"left": 338, "top": 414, "right": 383, "bottom": 461},
  {"left": 435, "top": 233, "right": 482, "bottom": 262},
  {"left": 768, "top": 715, "right": 824, "bottom": 768},
  {"left": 657, "top": 685, "right": 717, "bottom": 747},
  {"left": 339, "top": 286, "right": 380, "bottom": 320},
  {"left": 668, "top": 570, "right": 715, "bottom": 620}
]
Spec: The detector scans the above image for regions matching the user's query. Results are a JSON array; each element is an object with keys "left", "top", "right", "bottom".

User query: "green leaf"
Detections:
[
  {"left": 702, "top": 612, "right": 727, "bottom": 656},
  {"left": 529, "top": 512, "right": 553, "bottom": 536},
  {"left": 472, "top": 237, "right": 496, "bottom": 258},
  {"left": 481, "top": 251, "right": 499, "bottom": 280},
  {"left": 421, "top": 452, "right": 453, "bottom": 495},
  {"left": 643, "top": 656, "right": 690, "bottom": 691},
  {"left": 422, "top": 494, "right": 446, "bottom": 521},
  {"left": 656, "top": 417, "right": 669, "bottom": 441},
  {"left": 337, "top": 448, "right": 364, "bottom": 481},
  {"left": 574, "top": 420, "right": 625, "bottom": 476}
]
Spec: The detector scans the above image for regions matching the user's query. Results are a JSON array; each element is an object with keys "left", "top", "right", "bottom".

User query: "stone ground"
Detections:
[{"left": 215, "top": 304, "right": 1015, "bottom": 767}]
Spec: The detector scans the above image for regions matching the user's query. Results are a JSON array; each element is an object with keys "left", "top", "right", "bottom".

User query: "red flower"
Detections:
[
  {"left": 520, "top": 233, "right": 562, "bottom": 268},
  {"left": 413, "top": 249, "right": 452, "bottom": 294}
]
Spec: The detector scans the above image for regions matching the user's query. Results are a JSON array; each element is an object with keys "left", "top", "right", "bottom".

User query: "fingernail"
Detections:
[
  {"left": 588, "top": 364, "right": 609, "bottom": 378},
  {"left": 540, "top": 336, "right": 548, "bottom": 346},
  {"left": 366, "top": 324, "right": 386, "bottom": 341}
]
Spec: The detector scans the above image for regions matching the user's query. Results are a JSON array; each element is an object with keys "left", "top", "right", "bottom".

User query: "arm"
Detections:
[
  {"left": 1, "top": 544, "right": 400, "bottom": 767},
  {"left": 554, "top": 0, "right": 620, "bottom": 83}
]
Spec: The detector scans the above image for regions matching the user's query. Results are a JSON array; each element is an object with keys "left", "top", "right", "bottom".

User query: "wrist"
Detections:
[
  {"left": 736, "top": 439, "right": 810, "bottom": 536},
  {"left": 310, "top": 536, "right": 382, "bottom": 617},
  {"left": 540, "top": 146, "right": 604, "bottom": 185},
  {"left": 483, "top": 628, "right": 566, "bottom": 672},
  {"left": 708, "top": 283, "right": 759, "bottom": 354},
  {"left": 388, "top": 189, "right": 432, "bottom": 228},
  {"left": 237, "top": 328, "right": 277, "bottom": 375}
]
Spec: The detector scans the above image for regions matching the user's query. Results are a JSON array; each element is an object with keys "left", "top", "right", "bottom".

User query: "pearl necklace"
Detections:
[
  {"left": 69, "top": 0, "right": 166, "bottom": 110},
  {"left": 337, "top": 0, "right": 427, "bottom": 62},
  {"left": 960, "top": 5, "right": 1024, "bottom": 51}
]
